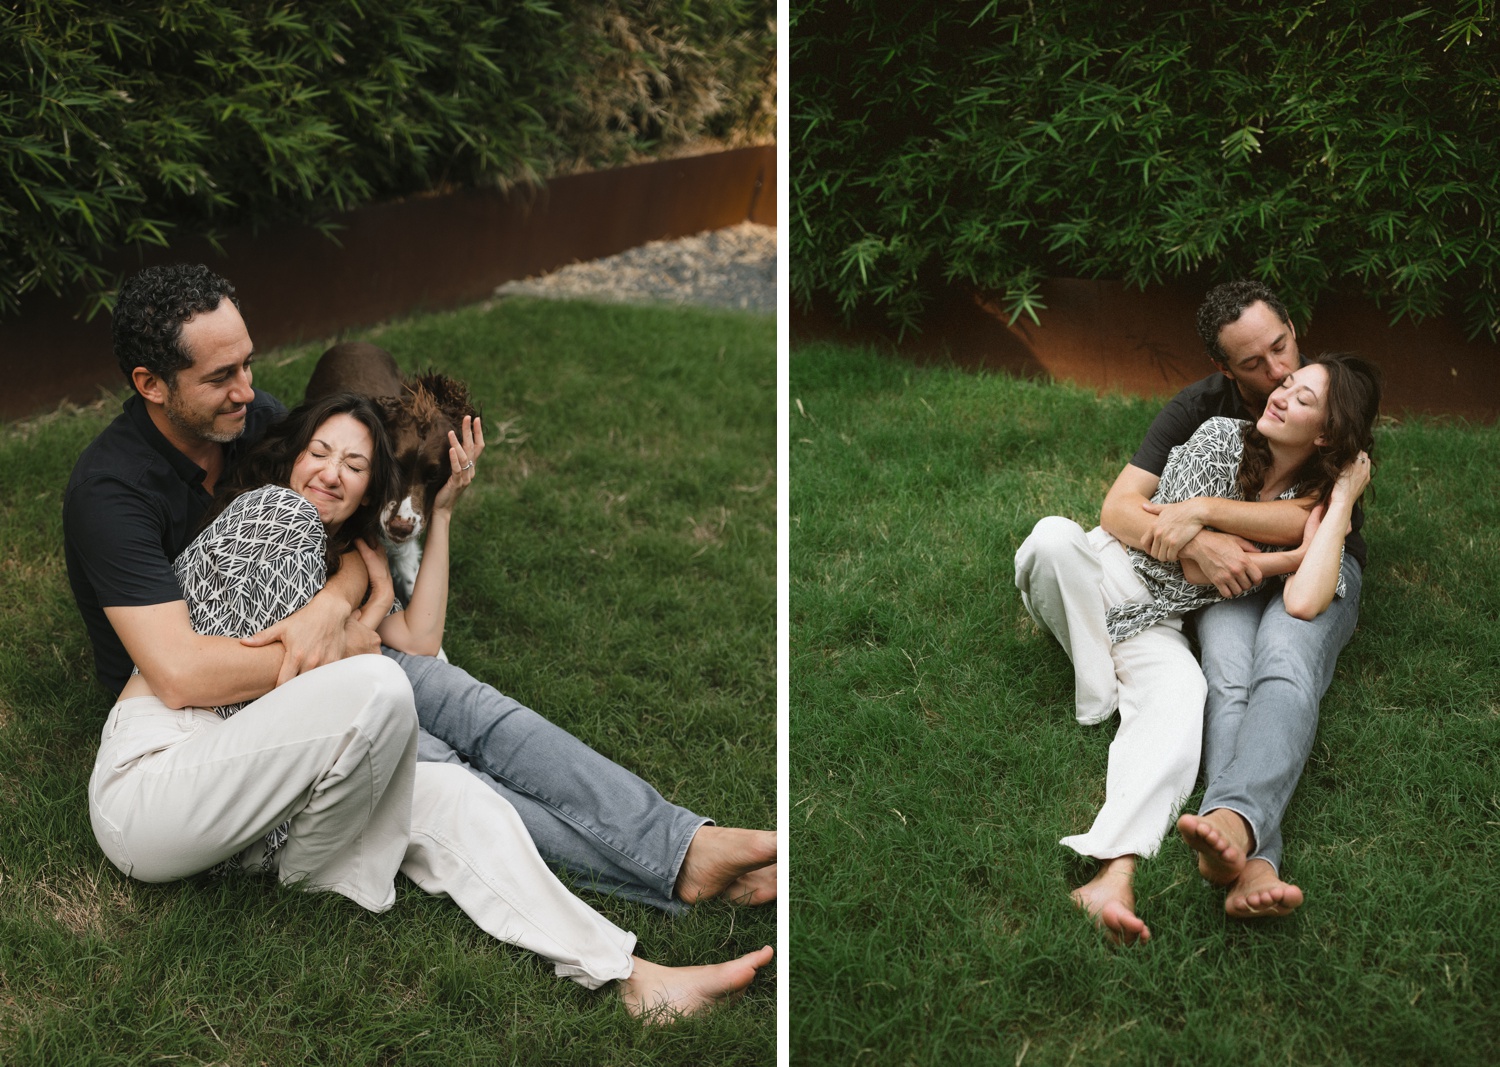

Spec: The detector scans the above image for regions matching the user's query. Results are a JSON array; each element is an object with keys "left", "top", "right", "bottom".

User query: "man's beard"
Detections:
[{"left": 163, "top": 391, "right": 244, "bottom": 444}]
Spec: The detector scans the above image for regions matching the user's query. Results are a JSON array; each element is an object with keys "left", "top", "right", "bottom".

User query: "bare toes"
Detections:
[
  {"left": 722, "top": 864, "right": 777, "bottom": 906},
  {"left": 1097, "top": 901, "right": 1150, "bottom": 945}
]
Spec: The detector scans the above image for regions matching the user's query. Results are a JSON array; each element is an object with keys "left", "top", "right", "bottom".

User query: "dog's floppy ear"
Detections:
[
  {"left": 412, "top": 372, "right": 479, "bottom": 424},
  {"left": 374, "top": 394, "right": 409, "bottom": 433}
]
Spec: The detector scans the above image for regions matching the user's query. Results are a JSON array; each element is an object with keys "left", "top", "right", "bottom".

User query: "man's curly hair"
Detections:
[
  {"left": 1195, "top": 280, "right": 1292, "bottom": 367},
  {"left": 112, "top": 264, "right": 239, "bottom": 390}
]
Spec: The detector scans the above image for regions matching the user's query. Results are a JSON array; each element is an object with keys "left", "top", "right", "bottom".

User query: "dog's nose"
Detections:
[{"left": 385, "top": 516, "right": 417, "bottom": 540}]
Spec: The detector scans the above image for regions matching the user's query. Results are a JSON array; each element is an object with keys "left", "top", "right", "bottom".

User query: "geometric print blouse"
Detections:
[
  {"left": 172, "top": 485, "right": 329, "bottom": 870},
  {"left": 1103, "top": 417, "right": 1345, "bottom": 644}
]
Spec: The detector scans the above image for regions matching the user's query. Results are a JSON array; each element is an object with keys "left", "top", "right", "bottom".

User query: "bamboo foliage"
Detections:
[
  {"left": 791, "top": 0, "right": 1500, "bottom": 341},
  {"left": 0, "top": 0, "right": 774, "bottom": 320}
]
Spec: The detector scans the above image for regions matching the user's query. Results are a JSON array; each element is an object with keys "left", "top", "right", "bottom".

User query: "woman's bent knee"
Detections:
[
  {"left": 1017, "top": 515, "right": 1085, "bottom": 568},
  {"left": 315, "top": 655, "right": 418, "bottom": 734}
]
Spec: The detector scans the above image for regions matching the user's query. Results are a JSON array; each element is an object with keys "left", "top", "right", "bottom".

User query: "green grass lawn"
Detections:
[
  {"left": 0, "top": 298, "right": 775, "bottom": 1065},
  {"left": 790, "top": 341, "right": 1500, "bottom": 1066}
]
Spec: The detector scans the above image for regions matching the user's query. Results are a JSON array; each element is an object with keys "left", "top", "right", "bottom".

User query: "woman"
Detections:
[
  {"left": 1015, "top": 353, "right": 1380, "bottom": 943},
  {"left": 159, "top": 392, "right": 770, "bottom": 1019}
]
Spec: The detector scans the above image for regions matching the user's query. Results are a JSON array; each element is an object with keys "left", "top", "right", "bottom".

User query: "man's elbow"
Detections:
[
  {"left": 144, "top": 663, "right": 197, "bottom": 710},
  {"left": 1099, "top": 494, "right": 1127, "bottom": 538}
]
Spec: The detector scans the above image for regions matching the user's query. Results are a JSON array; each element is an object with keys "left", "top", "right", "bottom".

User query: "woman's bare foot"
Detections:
[
  {"left": 1070, "top": 855, "right": 1150, "bottom": 945},
  {"left": 674, "top": 827, "right": 778, "bottom": 904},
  {"left": 1177, "top": 810, "right": 1249, "bottom": 885},
  {"left": 1225, "top": 859, "right": 1304, "bottom": 919},
  {"left": 721, "top": 863, "right": 777, "bottom": 906},
  {"left": 619, "top": 946, "right": 774, "bottom": 1024}
]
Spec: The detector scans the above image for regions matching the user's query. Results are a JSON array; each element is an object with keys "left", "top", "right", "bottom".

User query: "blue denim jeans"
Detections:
[
  {"left": 1194, "top": 555, "right": 1363, "bottom": 871},
  {"left": 383, "top": 647, "right": 709, "bottom": 914}
]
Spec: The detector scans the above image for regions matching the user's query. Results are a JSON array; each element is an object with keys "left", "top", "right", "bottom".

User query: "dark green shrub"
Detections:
[
  {"left": 791, "top": 0, "right": 1500, "bottom": 340},
  {"left": 0, "top": 0, "right": 774, "bottom": 320}
]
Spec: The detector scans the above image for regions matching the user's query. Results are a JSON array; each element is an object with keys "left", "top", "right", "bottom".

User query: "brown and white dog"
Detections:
[{"left": 304, "top": 341, "right": 477, "bottom": 605}]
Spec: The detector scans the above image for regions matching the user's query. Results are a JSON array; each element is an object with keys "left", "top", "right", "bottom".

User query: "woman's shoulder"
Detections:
[
  {"left": 1157, "top": 416, "right": 1250, "bottom": 502},
  {"left": 224, "top": 484, "right": 319, "bottom": 521},
  {"left": 216, "top": 486, "right": 321, "bottom": 531},
  {"left": 185, "top": 485, "right": 324, "bottom": 563},
  {"left": 1187, "top": 416, "right": 1251, "bottom": 447}
]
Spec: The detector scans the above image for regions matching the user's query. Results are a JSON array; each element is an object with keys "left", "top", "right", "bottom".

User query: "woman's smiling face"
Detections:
[
  {"left": 289, "top": 413, "right": 374, "bottom": 530},
  {"left": 1256, "top": 363, "right": 1330, "bottom": 449}
]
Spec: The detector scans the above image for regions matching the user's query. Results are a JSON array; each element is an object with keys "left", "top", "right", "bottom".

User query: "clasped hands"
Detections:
[
  {"left": 1135, "top": 498, "right": 1259, "bottom": 597},
  {"left": 1137, "top": 451, "right": 1371, "bottom": 600}
]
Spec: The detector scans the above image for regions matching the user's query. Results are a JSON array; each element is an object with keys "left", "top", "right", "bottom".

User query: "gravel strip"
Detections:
[{"left": 492, "top": 221, "right": 776, "bottom": 314}]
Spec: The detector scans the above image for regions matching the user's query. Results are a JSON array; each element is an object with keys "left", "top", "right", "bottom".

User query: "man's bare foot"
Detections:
[
  {"left": 674, "top": 827, "right": 778, "bottom": 904},
  {"left": 1225, "top": 859, "right": 1304, "bottom": 919},
  {"left": 721, "top": 863, "right": 777, "bottom": 906},
  {"left": 619, "top": 946, "right": 774, "bottom": 1024},
  {"left": 1177, "top": 810, "right": 1249, "bottom": 886},
  {"left": 1070, "top": 855, "right": 1150, "bottom": 945}
]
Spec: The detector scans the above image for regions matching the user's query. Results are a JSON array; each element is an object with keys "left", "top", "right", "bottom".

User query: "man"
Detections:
[
  {"left": 1099, "top": 280, "right": 1366, "bottom": 920},
  {"left": 66, "top": 263, "right": 774, "bottom": 916}
]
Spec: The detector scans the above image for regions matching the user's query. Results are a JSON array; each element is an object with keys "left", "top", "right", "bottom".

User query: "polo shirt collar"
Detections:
[
  {"left": 123, "top": 392, "right": 214, "bottom": 492},
  {"left": 1223, "top": 376, "right": 1255, "bottom": 420}
]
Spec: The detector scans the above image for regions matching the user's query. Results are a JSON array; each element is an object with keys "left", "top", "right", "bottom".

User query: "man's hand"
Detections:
[
  {"left": 241, "top": 588, "right": 359, "bottom": 686},
  {"left": 1140, "top": 498, "right": 1206, "bottom": 562},
  {"left": 1181, "top": 530, "right": 1265, "bottom": 598}
]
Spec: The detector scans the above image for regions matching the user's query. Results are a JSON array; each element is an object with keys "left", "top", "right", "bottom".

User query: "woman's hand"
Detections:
[
  {"left": 1333, "top": 451, "right": 1372, "bottom": 503},
  {"left": 354, "top": 538, "right": 396, "bottom": 623},
  {"left": 432, "top": 415, "right": 485, "bottom": 514}
]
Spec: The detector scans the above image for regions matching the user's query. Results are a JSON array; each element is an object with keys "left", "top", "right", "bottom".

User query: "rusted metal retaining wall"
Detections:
[
  {"left": 793, "top": 277, "right": 1500, "bottom": 423},
  {"left": 2, "top": 145, "right": 775, "bottom": 421}
]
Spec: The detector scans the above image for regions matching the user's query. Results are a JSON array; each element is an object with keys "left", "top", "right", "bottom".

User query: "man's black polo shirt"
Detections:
[
  {"left": 64, "top": 389, "right": 287, "bottom": 694},
  {"left": 1128, "top": 371, "right": 1366, "bottom": 570}
]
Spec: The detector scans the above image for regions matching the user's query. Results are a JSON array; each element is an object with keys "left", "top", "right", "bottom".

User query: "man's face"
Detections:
[
  {"left": 164, "top": 301, "right": 256, "bottom": 444},
  {"left": 1215, "top": 300, "right": 1299, "bottom": 412}
]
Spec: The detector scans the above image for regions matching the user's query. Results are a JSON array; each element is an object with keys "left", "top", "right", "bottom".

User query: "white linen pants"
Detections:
[
  {"left": 89, "top": 656, "right": 635, "bottom": 988},
  {"left": 90, "top": 655, "right": 419, "bottom": 912},
  {"left": 1015, "top": 517, "right": 1206, "bottom": 859},
  {"left": 405, "top": 762, "right": 636, "bottom": 988}
]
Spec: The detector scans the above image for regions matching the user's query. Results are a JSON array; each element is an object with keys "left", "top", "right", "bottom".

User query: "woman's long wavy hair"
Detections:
[
  {"left": 197, "top": 392, "right": 400, "bottom": 574},
  {"left": 1236, "top": 353, "right": 1382, "bottom": 504}
]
